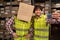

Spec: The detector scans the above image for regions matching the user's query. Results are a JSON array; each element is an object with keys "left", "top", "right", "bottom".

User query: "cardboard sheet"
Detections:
[{"left": 17, "top": 2, "right": 34, "bottom": 22}]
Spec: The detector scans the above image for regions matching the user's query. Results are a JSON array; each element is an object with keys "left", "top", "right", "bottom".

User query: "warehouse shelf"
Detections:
[{"left": 5, "top": 2, "right": 19, "bottom": 6}]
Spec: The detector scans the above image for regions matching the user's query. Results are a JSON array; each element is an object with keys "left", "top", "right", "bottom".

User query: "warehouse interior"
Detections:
[{"left": 0, "top": 0, "right": 60, "bottom": 40}]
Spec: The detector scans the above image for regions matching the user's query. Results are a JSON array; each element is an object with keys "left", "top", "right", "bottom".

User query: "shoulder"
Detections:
[{"left": 42, "top": 14, "right": 47, "bottom": 18}]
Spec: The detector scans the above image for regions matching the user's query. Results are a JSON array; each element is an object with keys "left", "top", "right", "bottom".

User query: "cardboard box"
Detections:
[
  {"left": 11, "top": 10, "right": 16, "bottom": 13},
  {"left": 12, "top": 7, "right": 18, "bottom": 11},
  {"left": 0, "top": 3, "right": 3, "bottom": 6},
  {"left": 1, "top": 8, "right": 4, "bottom": 11},
  {"left": 22, "top": 0, "right": 31, "bottom": 4},
  {"left": 11, "top": 10, "right": 17, "bottom": 14},
  {"left": 6, "top": 2, "right": 11, "bottom": 5},
  {"left": 5, "top": 6, "right": 10, "bottom": 10},
  {"left": 17, "top": 2, "right": 34, "bottom": 22},
  {"left": 5, "top": 10, "right": 10, "bottom": 13},
  {"left": 1, "top": 12, "right": 12, "bottom": 17},
  {"left": 12, "top": 1, "right": 19, "bottom": 5},
  {"left": 1, "top": 11, "right": 4, "bottom": 14}
]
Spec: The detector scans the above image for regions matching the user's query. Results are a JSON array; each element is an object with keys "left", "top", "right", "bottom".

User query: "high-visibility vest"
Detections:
[
  {"left": 34, "top": 14, "right": 49, "bottom": 40},
  {"left": 14, "top": 16, "right": 31, "bottom": 40}
]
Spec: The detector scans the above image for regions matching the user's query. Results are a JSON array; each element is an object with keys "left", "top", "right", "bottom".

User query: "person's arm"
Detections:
[
  {"left": 10, "top": 16, "right": 18, "bottom": 38},
  {"left": 46, "top": 15, "right": 51, "bottom": 25},
  {"left": 25, "top": 27, "right": 34, "bottom": 39},
  {"left": 25, "top": 16, "right": 34, "bottom": 39},
  {"left": 57, "top": 17, "right": 60, "bottom": 22},
  {"left": 12, "top": 32, "right": 18, "bottom": 38}
]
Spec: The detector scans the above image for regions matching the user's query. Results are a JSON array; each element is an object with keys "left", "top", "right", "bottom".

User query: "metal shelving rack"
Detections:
[
  {"left": 51, "top": 0, "right": 60, "bottom": 10},
  {"left": 0, "top": 0, "right": 19, "bottom": 40}
]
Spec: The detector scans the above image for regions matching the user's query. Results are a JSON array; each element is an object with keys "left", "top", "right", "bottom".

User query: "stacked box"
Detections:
[
  {"left": 5, "top": 6, "right": 10, "bottom": 13},
  {"left": 22, "top": 0, "right": 31, "bottom": 4},
  {"left": 1, "top": 8, "right": 4, "bottom": 14},
  {"left": 0, "top": 3, "right": 3, "bottom": 6},
  {"left": 11, "top": 7, "right": 19, "bottom": 14},
  {"left": 45, "top": 1, "right": 50, "bottom": 14},
  {"left": 0, "top": 0, "right": 19, "bottom": 40}
]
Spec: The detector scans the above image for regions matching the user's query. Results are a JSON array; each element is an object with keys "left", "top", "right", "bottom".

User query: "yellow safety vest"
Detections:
[
  {"left": 34, "top": 14, "right": 49, "bottom": 40},
  {"left": 14, "top": 16, "right": 31, "bottom": 40}
]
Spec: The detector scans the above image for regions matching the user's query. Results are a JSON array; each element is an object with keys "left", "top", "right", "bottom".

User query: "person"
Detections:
[
  {"left": 26, "top": 5, "right": 50, "bottom": 40},
  {"left": 14, "top": 14, "right": 31, "bottom": 40},
  {"left": 50, "top": 10, "right": 60, "bottom": 40}
]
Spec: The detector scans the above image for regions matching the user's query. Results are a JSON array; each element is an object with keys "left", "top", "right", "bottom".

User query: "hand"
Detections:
[
  {"left": 47, "top": 19, "right": 51, "bottom": 24},
  {"left": 12, "top": 32, "right": 18, "bottom": 38},
  {"left": 25, "top": 34, "right": 31, "bottom": 39}
]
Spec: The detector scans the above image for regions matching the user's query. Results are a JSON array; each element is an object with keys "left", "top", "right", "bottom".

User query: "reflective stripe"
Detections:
[
  {"left": 35, "top": 35, "right": 48, "bottom": 38},
  {"left": 18, "top": 35, "right": 27, "bottom": 38},
  {"left": 16, "top": 28, "right": 28, "bottom": 31},
  {"left": 18, "top": 35, "right": 24, "bottom": 37},
  {"left": 18, "top": 36, "right": 22, "bottom": 38},
  {"left": 35, "top": 28, "right": 49, "bottom": 32}
]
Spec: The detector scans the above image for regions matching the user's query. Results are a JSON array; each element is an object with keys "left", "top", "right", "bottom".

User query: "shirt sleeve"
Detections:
[{"left": 28, "top": 16, "right": 34, "bottom": 36}]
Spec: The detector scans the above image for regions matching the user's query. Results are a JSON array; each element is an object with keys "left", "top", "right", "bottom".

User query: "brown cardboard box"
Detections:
[
  {"left": 5, "top": 10, "right": 10, "bottom": 13},
  {"left": 17, "top": 2, "right": 34, "bottom": 22},
  {"left": 12, "top": 7, "right": 18, "bottom": 11},
  {"left": 17, "top": 0, "right": 22, "bottom": 1},
  {"left": 22, "top": 0, "right": 31, "bottom": 5},
  {"left": 12, "top": 1, "right": 19, "bottom": 5},
  {"left": 5, "top": 6, "right": 10, "bottom": 10},
  {"left": 11, "top": 10, "right": 17, "bottom": 14},
  {"left": 1, "top": 11, "right": 4, "bottom": 14},
  {"left": 0, "top": 3, "right": 3, "bottom": 6},
  {"left": 6, "top": 2, "right": 11, "bottom": 5},
  {"left": 1, "top": 8, "right": 4, "bottom": 11},
  {"left": 11, "top": 7, "right": 18, "bottom": 14},
  {"left": 1, "top": 12, "right": 12, "bottom": 17}
]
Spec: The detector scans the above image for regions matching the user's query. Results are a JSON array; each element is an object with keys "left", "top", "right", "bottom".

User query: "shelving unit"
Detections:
[
  {"left": 0, "top": 0, "right": 19, "bottom": 40},
  {"left": 51, "top": 0, "right": 60, "bottom": 11}
]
